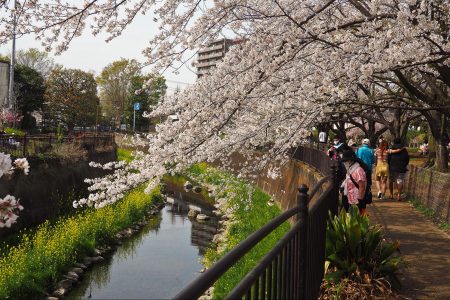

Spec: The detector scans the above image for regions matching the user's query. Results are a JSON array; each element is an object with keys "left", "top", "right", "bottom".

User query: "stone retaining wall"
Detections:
[
  {"left": 254, "top": 160, "right": 325, "bottom": 212},
  {"left": 405, "top": 165, "right": 450, "bottom": 223},
  {"left": 217, "top": 152, "right": 326, "bottom": 213}
]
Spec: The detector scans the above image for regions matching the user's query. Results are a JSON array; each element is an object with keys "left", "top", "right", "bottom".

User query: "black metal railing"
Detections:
[
  {"left": 0, "top": 133, "right": 115, "bottom": 157},
  {"left": 291, "top": 145, "right": 332, "bottom": 176},
  {"left": 174, "top": 146, "right": 338, "bottom": 300}
]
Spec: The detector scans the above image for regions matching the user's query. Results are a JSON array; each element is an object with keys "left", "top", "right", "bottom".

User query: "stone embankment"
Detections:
[
  {"left": 195, "top": 194, "right": 234, "bottom": 300},
  {"left": 45, "top": 201, "right": 165, "bottom": 299}
]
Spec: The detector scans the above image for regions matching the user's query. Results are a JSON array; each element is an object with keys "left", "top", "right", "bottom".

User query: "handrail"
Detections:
[
  {"left": 0, "top": 133, "right": 115, "bottom": 157},
  {"left": 307, "top": 175, "right": 332, "bottom": 202},
  {"left": 225, "top": 220, "right": 304, "bottom": 299},
  {"left": 172, "top": 206, "right": 299, "bottom": 300},
  {"left": 173, "top": 173, "right": 333, "bottom": 300},
  {"left": 173, "top": 146, "right": 338, "bottom": 300},
  {"left": 309, "top": 183, "right": 333, "bottom": 214}
]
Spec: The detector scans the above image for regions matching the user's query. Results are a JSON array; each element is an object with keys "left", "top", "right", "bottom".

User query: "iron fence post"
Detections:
[
  {"left": 22, "top": 134, "right": 27, "bottom": 156},
  {"left": 297, "top": 184, "right": 309, "bottom": 299},
  {"left": 330, "top": 162, "right": 339, "bottom": 216}
]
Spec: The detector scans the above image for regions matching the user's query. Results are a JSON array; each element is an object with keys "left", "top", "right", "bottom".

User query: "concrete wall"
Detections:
[
  {"left": 0, "top": 150, "right": 117, "bottom": 236},
  {"left": 219, "top": 152, "right": 326, "bottom": 212},
  {"left": 405, "top": 165, "right": 450, "bottom": 223},
  {"left": 255, "top": 160, "right": 326, "bottom": 212}
]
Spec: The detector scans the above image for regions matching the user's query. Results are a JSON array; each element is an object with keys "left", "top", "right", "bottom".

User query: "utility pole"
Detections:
[
  {"left": 133, "top": 107, "right": 136, "bottom": 132},
  {"left": 133, "top": 102, "right": 140, "bottom": 132},
  {"left": 8, "top": 0, "right": 17, "bottom": 127},
  {"left": 95, "top": 102, "right": 99, "bottom": 134}
]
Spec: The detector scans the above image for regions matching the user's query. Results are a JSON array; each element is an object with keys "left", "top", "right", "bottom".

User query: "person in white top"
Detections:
[{"left": 318, "top": 131, "right": 327, "bottom": 143}]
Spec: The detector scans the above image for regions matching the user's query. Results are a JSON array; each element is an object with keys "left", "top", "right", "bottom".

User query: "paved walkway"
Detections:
[{"left": 367, "top": 198, "right": 450, "bottom": 300}]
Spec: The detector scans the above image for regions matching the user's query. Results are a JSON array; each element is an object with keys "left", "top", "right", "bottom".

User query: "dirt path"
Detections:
[{"left": 367, "top": 198, "right": 450, "bottom": 300}]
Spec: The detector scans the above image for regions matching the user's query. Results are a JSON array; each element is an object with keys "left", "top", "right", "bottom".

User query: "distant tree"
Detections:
[
  {"left": 124, "top": 74, "right": 166, "bottom": 131},
  {"left": 0, "top": 54, "right": 8, "bottom": 63},
  {"left": 16, "top": 48, "right": 56, "bottom": 78},
  {"left": 44, "top": 68, "right": 99, "bottom": 132},
  {"left": 14, "top": 64, "right": 45, "bottom": 129},
  {"left": 97, "top": 58, "right": 140, "bottom": 127}
]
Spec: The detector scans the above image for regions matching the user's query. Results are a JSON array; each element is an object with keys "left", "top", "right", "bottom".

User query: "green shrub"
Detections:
[
  {"left": 0, "top": 186, "right": 163, "bottom": 299},
  {"left": 117, "top": 148, "right": 133, "bottom": 162},
  {"left": 189, "top": 164, "right": 290, "bottom": 299},
  {"left": 4, "top": 127, "right": 26, "bottom": 136},
  {"left": 325, "top": 206, "right": 404, "bottom": 289}
]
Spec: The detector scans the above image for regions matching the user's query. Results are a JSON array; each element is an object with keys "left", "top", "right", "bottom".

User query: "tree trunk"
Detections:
[
  {"left": 425, "top": 111, "right": 448, "bottom": 172},
  {"left": 436, "top": 144, "right": 449, "bottom": 172}
]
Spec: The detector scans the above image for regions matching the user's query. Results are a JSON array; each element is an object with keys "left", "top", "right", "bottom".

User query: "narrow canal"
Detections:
[{"left": 67, "top": 193, "right": 218, "bottom": 299}]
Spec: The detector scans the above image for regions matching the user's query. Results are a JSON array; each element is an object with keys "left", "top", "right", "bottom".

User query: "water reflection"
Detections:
[{"left": 67, "top": 196, "right": 217, "bottom": 300}]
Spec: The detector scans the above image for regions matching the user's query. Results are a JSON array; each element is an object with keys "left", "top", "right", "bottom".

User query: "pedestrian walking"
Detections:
[
  {"left": 327, "top": 138, "right": 352, "bottom": 160},
  {"left": 388, "top": 138, "right": 410, "bottom": 201},
  {"left": 356, "top": 139, "right": 374, "bottom": 175},
  {"left": 356, "top": 138, "right": 374, "bottom": 201},
  {"left": 419, "top": 139, "right": 429, "bottom": 156},
  {"left": 339, "top": 150, "right": 368, "bottom": 215},
  {"left": 308, "top": 132, "right": 314, "bottom": 144},
  {"left": 348, "top": 138, "right": 358, "bottom": 153},
  {"left": 374, "top": 139, "right": 389, "bottom": 199},
  {"left": 327, "top": 138, "right": 342, "bottom": 160},
  {"left": 319, "top": 131, "right": 327, "bottom": 143}
]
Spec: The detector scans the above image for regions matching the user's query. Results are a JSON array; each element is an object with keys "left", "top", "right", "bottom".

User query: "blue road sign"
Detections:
[{"left": 134, "top": 102, "right": 141, "bottom": 111}]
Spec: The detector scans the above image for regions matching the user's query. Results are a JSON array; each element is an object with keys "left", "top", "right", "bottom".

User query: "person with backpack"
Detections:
[
  {"left": 356, "top": 138, "right": 375, "bottom": 199},
  {"left": 339, "top": 150, "right": 368, "bottom": 215}
]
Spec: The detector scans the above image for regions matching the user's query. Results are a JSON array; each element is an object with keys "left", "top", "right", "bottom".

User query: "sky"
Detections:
[{"left": 0, "top": 5, "right": 197, "bottom": 94}]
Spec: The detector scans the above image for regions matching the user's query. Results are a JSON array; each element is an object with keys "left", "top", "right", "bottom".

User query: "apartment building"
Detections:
[{"left": 195, "top": 38, "right": 241, "bottom": 78}]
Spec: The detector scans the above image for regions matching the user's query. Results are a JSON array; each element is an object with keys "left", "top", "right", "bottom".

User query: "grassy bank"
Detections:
[
  {"left": 0, "top": 186, "right": 163, "bottom": 299},
  {"left": 117, "top": 148, "right": 133, "bottom": 162},
  {"left": 186, "top": 164, "right": 290, "bottom": 299},
  {"left": 409, "top": 197, "right": 450, "bottom": 232}
]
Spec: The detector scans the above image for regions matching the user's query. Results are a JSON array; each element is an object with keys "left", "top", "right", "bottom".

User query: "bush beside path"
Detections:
[{"left": 367, "top": 198, "right": 450, "bottom": 299}]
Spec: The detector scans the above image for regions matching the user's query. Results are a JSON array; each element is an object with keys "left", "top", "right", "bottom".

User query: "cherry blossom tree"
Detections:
[
  {"left": 0, "top": 154, "right": 29, "bottom": 228},
  {"left": 1, "top": 0, "right": 448, "bottom": 207}
]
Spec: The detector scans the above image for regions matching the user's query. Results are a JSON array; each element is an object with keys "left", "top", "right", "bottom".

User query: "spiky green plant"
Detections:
[{"left": 325, "top": 206, "right": 404, "bottom": 289}]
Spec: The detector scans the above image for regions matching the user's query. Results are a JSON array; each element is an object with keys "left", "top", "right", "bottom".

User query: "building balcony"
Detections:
[
  {"left": 198, "top": 44, "right": 224, "bottom": 54},
  {"left": 196, "top": 68, "right": 212, "bottom": 75},
  {"left": 194, "top": 60, "right": 220, "bottom": 68},
  {"left": 198, "top": 51, "right": 224, "bottom": 61}
]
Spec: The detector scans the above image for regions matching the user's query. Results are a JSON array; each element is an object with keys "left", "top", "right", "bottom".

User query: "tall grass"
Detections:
[
  {"left": 0, "top": 186, "right": 163, "bottom": 299},
  {"left": 4, "top": 127, "right": 26, "bottom": 136},
  {"left": 188, "top": 163, "right": 290, "bottom": 299},
  {"left": 117, "top": 148, "right": 133, "bottom": 162}
]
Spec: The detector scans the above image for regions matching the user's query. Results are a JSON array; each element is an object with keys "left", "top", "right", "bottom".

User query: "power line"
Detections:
[{"left": 165, "top": 79, "right": 193, "bottom": 86}]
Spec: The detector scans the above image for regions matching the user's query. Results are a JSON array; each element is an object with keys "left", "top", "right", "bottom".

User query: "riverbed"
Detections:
[{"left": 67, "top": 194, "right": 218, "bottom": 299}]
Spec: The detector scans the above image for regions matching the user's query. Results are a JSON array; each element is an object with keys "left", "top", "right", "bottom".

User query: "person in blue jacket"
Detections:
[{"left": 356, "top": 138, "right": 375, "bottom": 198}]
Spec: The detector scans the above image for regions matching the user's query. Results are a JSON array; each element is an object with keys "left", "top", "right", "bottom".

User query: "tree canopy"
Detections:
[
  {"left": 14, "top": 64, "right": 45, "bottom": 129},
  {"left": 44, "top": 68, "right": 99, "bottom": 131},
  {"left": 16, "top": 48, "right": 56, "bottom": 78},
  {"left": 97, "top": 58, "right": 141, "bottom": 127},
  {"left": 2, "top": 1, "right": 448, "bottom": 207},
  {"left": 124, "top": 74, "right": 166, "bottom": 131}
]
